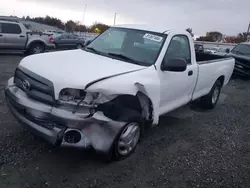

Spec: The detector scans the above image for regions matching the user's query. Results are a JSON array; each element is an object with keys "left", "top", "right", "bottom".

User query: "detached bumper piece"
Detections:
[{"left": 5, "top": 85, "right": 126, "bottom": 153}]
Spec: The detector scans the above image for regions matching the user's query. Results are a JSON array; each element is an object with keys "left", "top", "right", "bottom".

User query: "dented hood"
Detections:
[{"left": 19, "top": 49, "right": 145, "bottom": 97}]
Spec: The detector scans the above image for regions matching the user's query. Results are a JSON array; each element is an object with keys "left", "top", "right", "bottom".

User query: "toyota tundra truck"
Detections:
[{"left": 5, "top": 24, "right": 235, "bottom": 161}]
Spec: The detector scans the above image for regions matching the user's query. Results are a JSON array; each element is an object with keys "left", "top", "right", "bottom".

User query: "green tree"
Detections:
[
  {"left": 237, "top": 32, "right": 248, "bottom": 42},
  {"left": 65, "top": 20, "right": 77, "bottom": 32},
  {"left": 196, "top": 31, "right": 223, "bottom": 42},
  {"left": 89, "top": 22, "right": 110, "bottom": 33},
  {"left": 206, "top": 31, "right": 223, "bottom": 42}
]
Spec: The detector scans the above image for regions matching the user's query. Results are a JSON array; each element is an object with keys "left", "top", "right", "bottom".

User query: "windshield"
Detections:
[
  {"left": 231, "top": 44, "right": 250, "bottom": 56},
  {"left": 85, "top": 27, "right": 167, "bottom": 66}
]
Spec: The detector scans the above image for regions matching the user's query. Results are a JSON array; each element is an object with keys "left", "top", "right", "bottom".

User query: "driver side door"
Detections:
[{"left": 158, "top": 35, "right": 197, "bottom": 115}]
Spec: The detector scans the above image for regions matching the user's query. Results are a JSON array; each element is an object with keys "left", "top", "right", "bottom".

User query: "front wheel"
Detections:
[
  {"left": 199, "top": 80, "right": 222, "bottom": 109},
  {"left": 112, "top": 122, "right": 141, "bottom": 161}
]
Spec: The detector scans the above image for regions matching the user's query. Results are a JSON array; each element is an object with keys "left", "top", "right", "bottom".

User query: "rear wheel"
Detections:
[
  {"left": 199, "top": 80, "right": 222, "bottom": 109},
  {"left": 29, "top": 43, "right": 45, "bottom": 54}
]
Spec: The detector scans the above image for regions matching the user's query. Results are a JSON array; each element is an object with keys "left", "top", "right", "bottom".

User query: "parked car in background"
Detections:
[
  {"left": 52, "top": 33, "right": 85, "bottom": 50},
  {"left": 5, "top": 24, "right": 235, "bottom": 161},
  {"left": 0, "top": 19, "right": 55, "bottom": 54},
  {"left": 225, "top": 42, "right": 250, "bottom": 78}
]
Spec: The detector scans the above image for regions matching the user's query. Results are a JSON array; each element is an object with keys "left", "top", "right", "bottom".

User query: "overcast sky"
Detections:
[{"left": 0, "top": 0, "right": 249, "bottom": 36}]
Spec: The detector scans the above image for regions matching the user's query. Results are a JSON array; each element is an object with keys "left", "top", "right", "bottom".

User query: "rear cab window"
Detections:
[{"left": 163, "top": 35, "right": 191, "bottom": 65}]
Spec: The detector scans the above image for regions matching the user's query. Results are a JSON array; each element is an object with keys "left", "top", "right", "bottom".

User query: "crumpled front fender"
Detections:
[{"left": 87, "top": 66, "right": 161, "bottom": 125}]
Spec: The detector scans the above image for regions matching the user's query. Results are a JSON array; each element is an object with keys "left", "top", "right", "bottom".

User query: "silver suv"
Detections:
[{"left": 0, "top": 19, "right": 55, "bottom": 54}]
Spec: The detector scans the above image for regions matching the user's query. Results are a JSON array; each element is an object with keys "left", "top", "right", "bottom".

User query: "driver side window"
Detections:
[{"left": 163, "top": 35, "right": 191, "bottom": 65}]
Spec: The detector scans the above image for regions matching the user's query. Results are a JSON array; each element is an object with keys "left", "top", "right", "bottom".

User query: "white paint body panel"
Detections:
[
  {"left": 18, "top": 25, "right": 235, "bottom": 125},
  {"left": 19, "top": 50, "right": 145, "bottom": 98}
]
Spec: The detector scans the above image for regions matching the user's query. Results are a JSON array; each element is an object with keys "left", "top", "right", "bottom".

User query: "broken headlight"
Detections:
[{"left": 59, "top": 88, "right": 99, "bottom": 105}]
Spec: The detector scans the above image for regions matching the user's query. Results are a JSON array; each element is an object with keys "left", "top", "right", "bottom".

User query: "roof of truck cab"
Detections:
[
  {"left": 112, "top": 24, "right": 189, "bottom": 35},
  {"left": 112, "top": 24, "right": 170, "bottom": 33}
]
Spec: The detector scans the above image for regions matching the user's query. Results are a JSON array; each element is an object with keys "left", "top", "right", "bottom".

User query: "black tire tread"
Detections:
[{"left": 199, "top": 80, "right": 222, "bottom": 109}]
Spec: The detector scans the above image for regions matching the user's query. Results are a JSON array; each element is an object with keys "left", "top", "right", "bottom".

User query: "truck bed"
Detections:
[
  {"left": 192, "top": 52, "right": 235, "bottom": 101},
  {"left": 195, "top": 52, "right": 227, "bottom": 63}
]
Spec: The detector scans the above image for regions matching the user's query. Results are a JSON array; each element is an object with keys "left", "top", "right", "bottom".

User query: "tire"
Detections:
[
  {"left": 29, "top": 43, "right": 45, "bottom": 55},
  {"left": 199, "top": 80, "right": 222, "bottom": 109},
  {"left": 76, "top": 43, "right": 83, "bottom": 49},
  {"left": 111, "top": 120, "right": 142, "bottom": 161}
]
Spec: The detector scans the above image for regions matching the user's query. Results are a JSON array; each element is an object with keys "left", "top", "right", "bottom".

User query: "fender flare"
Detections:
[{"left": 27, "top": 40, "right": 46, "bottom": 49}]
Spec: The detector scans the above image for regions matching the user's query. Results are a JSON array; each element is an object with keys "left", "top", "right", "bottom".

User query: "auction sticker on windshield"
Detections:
[{"left": 143, "top": 33, "right": 163, "bottom": 42}]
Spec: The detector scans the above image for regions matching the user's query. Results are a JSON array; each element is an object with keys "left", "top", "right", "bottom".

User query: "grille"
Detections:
[{"left": 14, "top": 67, "right": 55, "bottom": 105}]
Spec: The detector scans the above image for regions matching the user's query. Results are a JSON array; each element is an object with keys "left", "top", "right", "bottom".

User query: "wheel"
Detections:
[
  {"left": 199, "top": 80, "right": 222, "bottom": 109},
  {"left": 112, "top": 122, "right": 141, "bottom": 161},
  {"left": 29, "top": 43, "right": 45, "bottom": 54},
  {"left": 76, "top": 43, "right": 83, "bottom": 49}
]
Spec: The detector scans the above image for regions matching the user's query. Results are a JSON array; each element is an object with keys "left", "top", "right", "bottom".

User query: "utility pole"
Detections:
[
  {"left": 82, "top": 4, "right": 87, "bottom": 37},
  {"left": 247, "top": 22, "right": 250, "bottom": 42},
  {"left": 83, "top": 4, "right": 87, "bottom": 26},
  {"left": 114, "top": 13, "right": 117, "bottom": 25}
]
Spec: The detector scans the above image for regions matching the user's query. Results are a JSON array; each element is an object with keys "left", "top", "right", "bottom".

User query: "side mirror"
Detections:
[
  {"left": 161, "top": 58, "right": 187, "bottom": 72},
  {"left": 225, "top": 48, "right": 230, "bottom": 53}
]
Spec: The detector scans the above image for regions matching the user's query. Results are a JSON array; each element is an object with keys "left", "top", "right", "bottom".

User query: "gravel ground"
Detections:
[{"left": 0, "top": 55, "right": 250, "bottom": 188}]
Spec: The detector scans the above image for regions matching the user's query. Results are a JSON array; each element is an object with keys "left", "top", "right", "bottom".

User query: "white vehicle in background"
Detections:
[
  {"left": 5, "top": 24, "right": 235, "bottom": 161},
  {"left": 43, "top": 30, "right": 64, "bottom": 36},
  {"left": 43, "top": 30, "right": 56, "bottom": 35},
  {"left": 214, "top": 48, "right": 228, "bottom": 56},
  {"left": 206, "top": 47, "right": 220, "bottom": 54}
]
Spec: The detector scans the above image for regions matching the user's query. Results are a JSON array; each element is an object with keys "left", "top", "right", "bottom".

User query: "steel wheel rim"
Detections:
[
  {"left": 117, "top": 123, "right": 140, "bottom": 156},
  {"left": 77, "top": 44, "right": 82, "bottom": 49},
  {"left": 34, "top": 46, "right": 42, "bottom": 54},
  {"left": 212, "top": 86, "right": 220, "bottom": 104}
]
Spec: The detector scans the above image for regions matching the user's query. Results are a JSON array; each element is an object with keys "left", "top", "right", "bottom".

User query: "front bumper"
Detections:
[{"left": 5, "top": 82, "right": 126, "bottom": 153}]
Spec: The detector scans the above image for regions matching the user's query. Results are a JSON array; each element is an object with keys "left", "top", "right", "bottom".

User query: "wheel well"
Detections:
[
  {"left": 28, "top": 41, "right": 45, "bottom": 49},
  {"left": 97, "top": 93, "right": 153, "bottom": 122},
  {"left": 217, "top": 75, "right": 225, "bottom": 85}
]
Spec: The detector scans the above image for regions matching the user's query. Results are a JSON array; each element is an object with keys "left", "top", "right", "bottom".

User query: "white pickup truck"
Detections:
[{"left": 5, "top": 24, "right": 235, "bottom": 161}]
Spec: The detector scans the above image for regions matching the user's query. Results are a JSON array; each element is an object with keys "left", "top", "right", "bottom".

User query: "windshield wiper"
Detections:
[
  {"left": 85, "top": 47, "right": 101, "bottom": 54},
  {"left": 107, "top": 53, "right": 141, "bottom": 65}
]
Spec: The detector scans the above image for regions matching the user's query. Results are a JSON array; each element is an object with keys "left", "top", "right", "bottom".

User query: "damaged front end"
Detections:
[{"left": 5, "top": 67, "right": 157, "bottom": 155}]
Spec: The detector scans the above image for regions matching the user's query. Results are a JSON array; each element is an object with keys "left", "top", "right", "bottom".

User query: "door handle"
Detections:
[
  {"left": 19, "top": 35, "right": 25, "bottom": 38},
  {"left": 0, "top": 34, "right": 3, "bottom": 37},
  {"left": 188, "top": 70, "right": 193, "bottom": 76}
]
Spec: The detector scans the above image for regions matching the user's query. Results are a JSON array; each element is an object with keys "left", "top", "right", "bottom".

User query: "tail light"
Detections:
[{"left": 49, "top": 37, "right": 54, "bottom": 43}]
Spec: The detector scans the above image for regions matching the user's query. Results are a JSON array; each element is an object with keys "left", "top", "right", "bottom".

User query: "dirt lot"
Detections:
[{"left": 0, "top": 55, "right": 250, "bottom": 188}]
